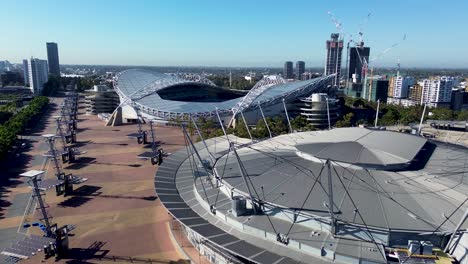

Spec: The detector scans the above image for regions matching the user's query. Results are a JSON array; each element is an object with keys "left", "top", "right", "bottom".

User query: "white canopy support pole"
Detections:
[
  {"left": 327, "top": 159, "right": 335, "bottom": 237},
  {"left": 190, "top": 116, "right": 216, "bottom": 164},
  {"left": 374, "top": 99, "right": 380, "bottom": 127},
  {"left": 231, "top": 142, "right": 258, "bottom": 214},
  {"left": 149, "top": 120, "right": 156, "bottom": 154},
  {"left": 418, "top": 103, "right": 427, "bottom": 135},
  {"left": 215, "top": 108, "right": 231, "bottom": 145},
  {"left": 326, "top": 97, "right": 331, "bottom": 130},
  {"left": 258, "top": 102, "right": 272, "bottom": 139},
  {"left": 240, "top": 111, "right": 253, "bottom": 142},
  {"left": 283, "top": 98, "right": 293, "bottom": 133},
  {"left": 444, "top": 208, "right": 468, "bottom": 253},
  {"left": 134, "top": 106, "right": 144, "bottom": 135},
  {"left": 182, "top": 125, "right": 214, "bottom": 186}
]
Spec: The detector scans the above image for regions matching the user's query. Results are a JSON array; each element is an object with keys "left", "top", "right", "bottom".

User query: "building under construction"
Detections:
[{"left": 156, "top": 127, "right": 468, "bottom": 264}]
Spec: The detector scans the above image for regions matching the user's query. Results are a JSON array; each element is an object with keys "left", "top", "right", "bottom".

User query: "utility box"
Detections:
[
  {"left": 408, "top": 240, "right": 420, "bottom": 255},
  {"left": 421, "top": 241, "right": 433, "bottom": 255},
  {"left": 231, "top": 196, "right": 246, "bottom": 217}
]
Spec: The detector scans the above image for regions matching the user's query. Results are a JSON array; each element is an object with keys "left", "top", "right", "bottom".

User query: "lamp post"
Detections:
[{"left": 326, "top": 97, "right": 331, "bottom": 130}]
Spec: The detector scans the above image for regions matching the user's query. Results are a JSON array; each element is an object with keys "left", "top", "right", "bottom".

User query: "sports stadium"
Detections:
[
  {"left": 110, "top": 69, "right": 467, "bottom": 263},
  {"left": 155, "top": 127, "right": 468, "bottom": 264},
  {"left": 110, "top": 69, "right": 335, "bottom": 125}
]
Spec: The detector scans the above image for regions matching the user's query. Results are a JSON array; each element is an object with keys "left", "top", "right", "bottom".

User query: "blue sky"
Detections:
[{"left": 2, "top": 0, "right": 467, "bottom": 68}]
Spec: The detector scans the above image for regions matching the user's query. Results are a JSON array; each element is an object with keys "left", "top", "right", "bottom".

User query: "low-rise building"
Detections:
[
  {"left": 0, "top": 71, "right": 23, "bottom": 87},
  {"left": 84, "top": 85, "right": 119, "bottom": 114},
  {"left": 299, "top": 93, "right": 339, "bottom": 129}
]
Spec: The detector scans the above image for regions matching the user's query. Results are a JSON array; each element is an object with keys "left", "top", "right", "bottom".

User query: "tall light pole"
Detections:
[
  {"left": 326, "top": 97, "right": 331, "bottom": 130},
  {"left": 374, "top": 99, "right": 380, "bottom": 127},
  {"left": 418, "top": 103, "right": 427, "bottom": 135}
]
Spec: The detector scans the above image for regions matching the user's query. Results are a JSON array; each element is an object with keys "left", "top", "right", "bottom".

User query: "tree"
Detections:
[
  {"left": 430, "top": 107, "right": 453, "bottom": 120},
  {"left": 77, "top": 77, "right": 95, "bottom": 92},
  {"left": 233, "top": 119, "right": 251, "bottom": 139},
  {"left": 380, "top": 107, "right": 401, "bottom": 125},
  {"left": 42, "top": 75, "right": 61, "bottom": 96},
  {"left": 0, "top": 96, "right": 49, "bottom": 160},
  {"left": 291, "top": 115, "right": 308, "bottom": 131},
  {"left": 252, "top": 119, "right": 270, "bottom": 139},
  {"left": 269, "top": 116, "right": 288, "bottom": 136},
  {"left": 352, "top": 98, "right": 366, "bottom": 108},
  {"left": 335, "top": 113, "right": 354, "bottom": 127},
  {"left": 456, "top": 110, "right": 468, "bottom": 121}
]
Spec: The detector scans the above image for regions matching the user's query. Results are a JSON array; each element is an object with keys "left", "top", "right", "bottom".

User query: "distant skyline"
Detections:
[{"left": 2, "top": 0, "right": 468, "bottom": 68}]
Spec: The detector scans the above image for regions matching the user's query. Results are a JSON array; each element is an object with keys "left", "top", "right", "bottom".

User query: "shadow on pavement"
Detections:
[{"left": 1, "top": 100, "right": 59, "bottom": 219}]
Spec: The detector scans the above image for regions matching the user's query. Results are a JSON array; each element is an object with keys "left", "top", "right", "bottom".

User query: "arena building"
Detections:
[
  {"left": 155, "top": 127, "right": 468, "bottom": 264},
  {"left": 109, "top": 69, "right": 335, "bottom": 126}
]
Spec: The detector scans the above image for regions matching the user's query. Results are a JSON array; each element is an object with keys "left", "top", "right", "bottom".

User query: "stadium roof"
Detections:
[
  {"left": 155, "top": 128, "right": 468, "bottom": 263},
  {"left": 296, "top": 128, "right": 427, "bottom": 169},
  {"left": 114, "top": 69, "right": 334, "bottom": 119},
  {"left": 216, "top": 128, "right": 468, "bottom": 232}
]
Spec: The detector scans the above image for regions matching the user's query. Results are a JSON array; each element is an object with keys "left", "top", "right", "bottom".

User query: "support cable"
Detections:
[
  {"left": 230, "top": 143, "right": 279, "bottom": 234},
  {"left": 190, "top": 116, "right": 216, "bottom": 164},
  {"left": 212, "top": 148, "right": 231, "bottom": 208},
  {"left": 285, "top": 163, "right": 326, "bottom": 236},
  {"left": 240, "top": 111, "right": 253, "bottom": 142},
  {"left": 282, "top": 98, "right": 293, "bottom": 133},
  {"left": 330, "top": 161, "right": 387, "bottom": 261},
  {"left": 258, "top": 102, "right": 272, "bottom": 139},
  {"left": 183, "top": 128, "right": 211, "bottom": 205},
  {"left": 182, "top": 125, "right": 215, "bottom": 186}
]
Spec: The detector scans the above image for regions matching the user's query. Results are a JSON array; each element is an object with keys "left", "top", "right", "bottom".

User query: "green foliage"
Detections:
[
  {"left": 429, "top": 108, "right": 453, "bottom": 120},
  {"left": 42, "top": 75, "right": 61, "bottom": 96},
  {"left": 76, "top": 77, "right": 95, "bottom": 92},
  {"left": 291, "top": 115, "right": 307, "bottom": 131},
  {"left": 455, "top": 110, "right": 468, "bottom": 121},
  {"left": 290, "top": 115, "right": 316, "bottom": 131},
  {"left": 0, "top": 101, "right": 18, "bottom": 125},
  {"left": 269, "top": 116, "right": 288, "bottom": 135},
  {"left": 380, "top": 107, "right": 401, "bottom": 126},
  {"left": 335, "top": 113, "right": 354, "bottom": 128},
  {"left": 0, "top": 96, "right": 49, "bottom": 160}
]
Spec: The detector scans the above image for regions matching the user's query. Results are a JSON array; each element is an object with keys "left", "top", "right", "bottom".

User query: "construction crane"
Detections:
[{"left": 327, "top": 11, "right": 405, "bottom": 100}]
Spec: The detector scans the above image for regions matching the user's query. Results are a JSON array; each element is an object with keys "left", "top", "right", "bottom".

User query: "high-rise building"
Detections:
[
  {"left": 408, "top": 84, "right": 423, "bottom": 104},
  {"left": 283, "top": 61, "right": 293, "bottom": 79},
  {"left": 390, "top": 76, "right": 415, "bottom": 98},
  {"left": 365, "top": 76, "right": 389, "bottom": 103},
  {"left": 325, "top": 33, "right": 343, "bottom": 87},
  {"left": 421, "top": 76, "right": 458, "bottom": 107},
  {"left": 348, "top": 42, "right": 370, "bottom": 84},
  {"left": 46, "top": 42, "right": 60, "bottom": 75},
  {"left": 450, "top": 89, "right": 468, "bottom": 110},
  {"left": 28, "top": 58, "right": 49, "bottom": 94},
  {"left": 295, "top": 61, "right": 305, "bottom": 80},
  {"left": 22, "top": 59, "right": 29, "bottom": 86}
]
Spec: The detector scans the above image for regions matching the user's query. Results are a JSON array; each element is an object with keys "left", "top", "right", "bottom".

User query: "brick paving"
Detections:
[{"left": 1, "top": 96, "right": 192, "bottom": 263}]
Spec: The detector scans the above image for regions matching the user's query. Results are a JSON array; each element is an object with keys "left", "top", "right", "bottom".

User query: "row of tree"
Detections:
[
  {"left": 339, "top": 97, "right": 468, "bottom": 127},
  {"left": 0, "top": 96, "right": 49, "bottom": 160},
  {"left": 0, "top": 100, "right": 19, "bottom": 125},
  {"left": 179, "top": 115, "right": 316, "bottom": 142},
  {"left": 175, "top": 95, "right": 468, "bottom": 142}
]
